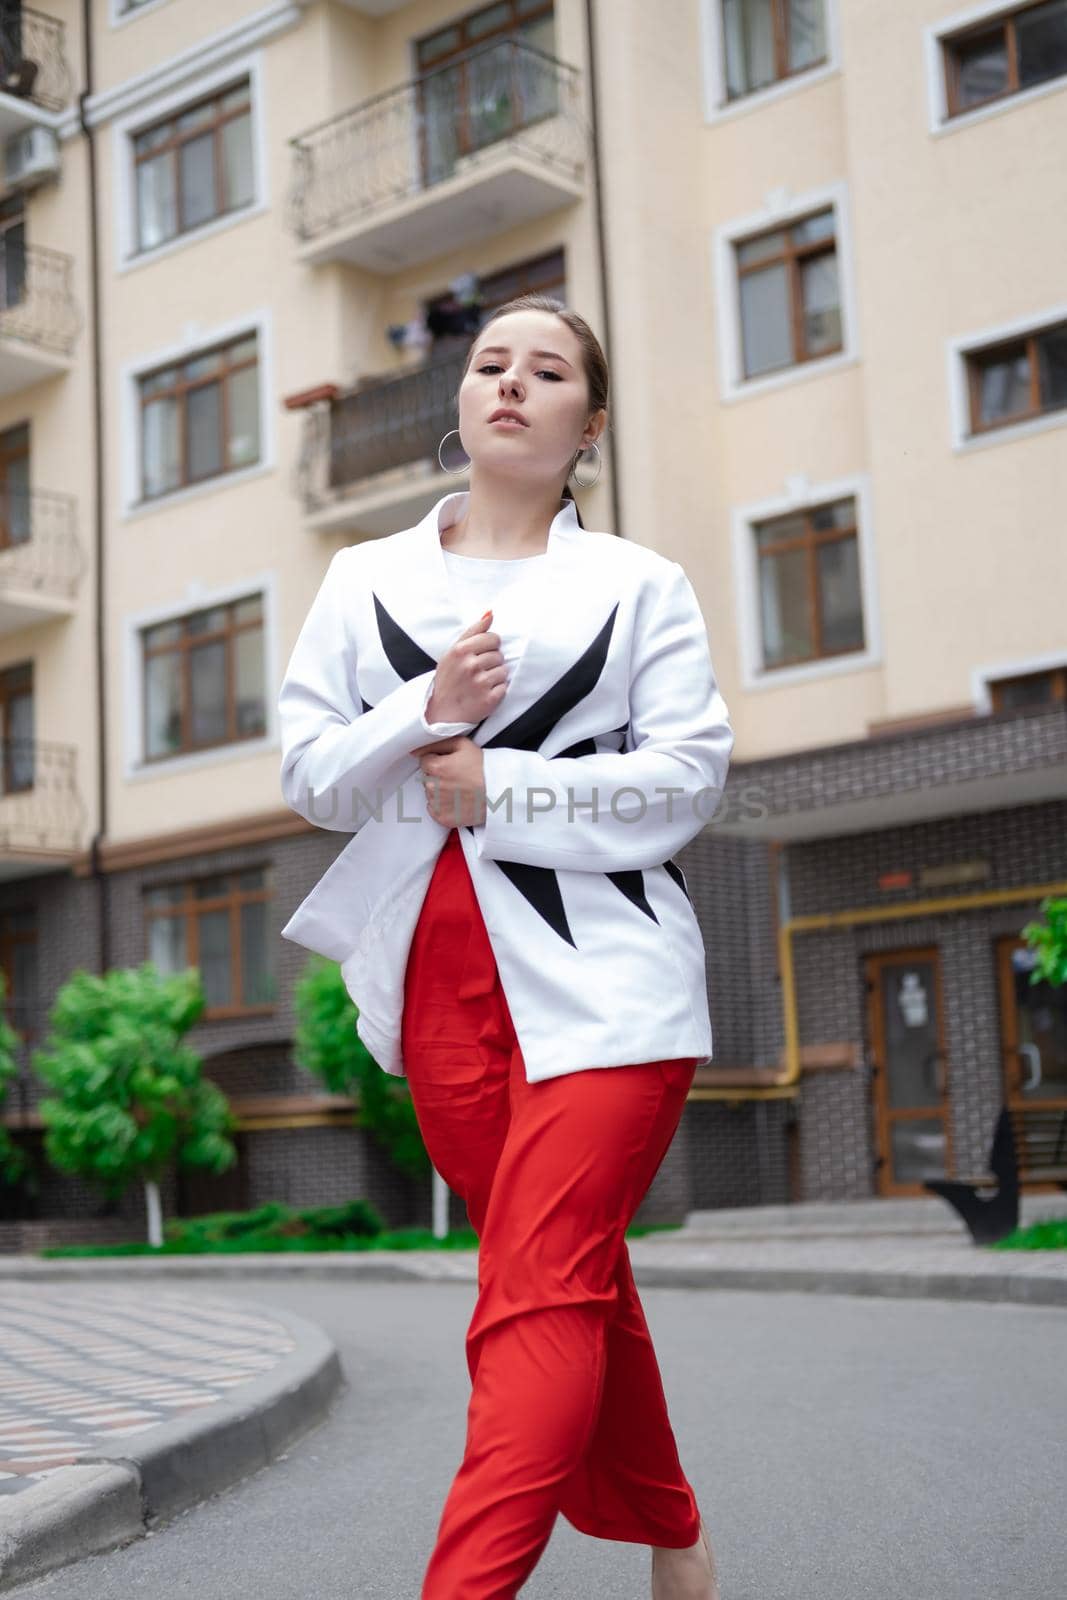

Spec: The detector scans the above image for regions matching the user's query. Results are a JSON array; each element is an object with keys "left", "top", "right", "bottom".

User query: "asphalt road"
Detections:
[{"left": 8, "top": 1276, "right": 1065, "bottom": 1599}]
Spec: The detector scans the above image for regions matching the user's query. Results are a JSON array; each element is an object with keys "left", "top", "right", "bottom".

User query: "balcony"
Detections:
[
  {"left": 0, "top": 488, "right": 84, "bottom": 634},
  {"left": 293, "top": 350, "right": 470, "bottom": 537},
  {"left": 287, "top": 36, "right": 587, "bottom": 272},
  {"left": 0, "top": 738, "right": 86, "bottom": 878},
  {"left": 0, "top": 242, "right": 80, "bottom": 394},
  {"left": 0, "top": 6, "right": 73, "bottom": 138}
]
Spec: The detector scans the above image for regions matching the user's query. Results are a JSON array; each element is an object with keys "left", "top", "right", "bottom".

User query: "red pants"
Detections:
[{"left": 401, "top": 828, "right": 701, "bottom": 1599}]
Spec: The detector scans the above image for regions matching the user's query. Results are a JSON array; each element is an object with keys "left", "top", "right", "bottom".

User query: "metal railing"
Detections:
[
  {"left": 0, "top": 241, "right": 81, "bottom": 358},
  {"left": 0, "top": 739, "right": 84, "bottom": 854},
  {"left": 0, "top": 488, "right": 83, "bottom": 603},
  {"left": 288, "top": 35, "right": 585, "bottom": 243},
  {"left": 296, "top": 349, "right": 468, "bottom": 509},
  {"left": 0, "top": 6, "right": 72, "bottom": 114}
]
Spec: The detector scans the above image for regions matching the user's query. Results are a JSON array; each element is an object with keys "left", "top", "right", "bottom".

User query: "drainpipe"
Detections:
[
  {"left": 78, "top": 1, "right": 110, "bottom": 972},
  {"left": 582, "top": 0, "right": 621, "bottom": 540}
]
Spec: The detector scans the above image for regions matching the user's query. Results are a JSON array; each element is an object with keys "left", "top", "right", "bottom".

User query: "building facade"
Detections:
[{"left": 0, "top": 0, "right": 1064, "bottom": 1244}]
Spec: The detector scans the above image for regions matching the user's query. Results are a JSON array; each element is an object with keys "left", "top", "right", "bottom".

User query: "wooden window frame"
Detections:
[
  {"left": 0, "top": 661, "right": 33, "bottom": 796},
  {"left": 965, "top": 316, "right": 1067, "bottom": 434},
  {"left": 132, "top": 77, "right": 252, "bottom": 253},
  {"left": 735, "top": 206, "right": 841, "bottom": 378},
  {"left": 141, "top": 592, "right": 265, "bottom": 763},
  {"left": 721, "top": 0, "right": 831, "bottom": 103},
  {"left": 942, "top": 1, "right": 1067, "bottom": 119},
  {"left": 754, "top": 496, "right": 862, "bottom": 672},
  {"left": 143, "top": 866, "right": 275, "bottom": 1021},
  {"left": 0, "top": 421, "right": 29, "bottom": 552},
  {"left": 989, "top": 666, "right": 1067, "bottom": 711},
  {"left": 138, "top": 331, "right": 259, "bottom": 501}
]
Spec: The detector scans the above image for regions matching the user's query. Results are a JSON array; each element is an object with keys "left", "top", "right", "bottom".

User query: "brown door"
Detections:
[
  {"left": 997, "top": 936, "right": 1067, "bottom": 1187},
  {"left": 866, "top": 949, "right": 953, "bottom": 1195}
]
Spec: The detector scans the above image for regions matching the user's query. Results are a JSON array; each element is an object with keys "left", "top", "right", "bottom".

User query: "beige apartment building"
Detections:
[{"left": 0, "top": 0, "right": 1065, "bottom": 1241}]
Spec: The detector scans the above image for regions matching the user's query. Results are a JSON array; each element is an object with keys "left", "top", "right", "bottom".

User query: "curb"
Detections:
[
  {"left": 0, "top": 1248, "right": 1064, "bottom": 1308},
  {"left": 0, "top": 1302, "right": 345, "bottom": 1593}
]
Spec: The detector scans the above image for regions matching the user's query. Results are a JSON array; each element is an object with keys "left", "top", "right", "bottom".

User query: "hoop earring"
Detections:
[
  {"left": 438, "top": 429, "right": 470, "bottom": 475},
  {"left": 570, "top": 439, "right": 602, "bottom": 489}
]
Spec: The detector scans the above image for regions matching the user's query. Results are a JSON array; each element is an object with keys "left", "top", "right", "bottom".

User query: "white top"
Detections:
[{"left": 441, "top": 547, "right": 547, "bottom": 617}]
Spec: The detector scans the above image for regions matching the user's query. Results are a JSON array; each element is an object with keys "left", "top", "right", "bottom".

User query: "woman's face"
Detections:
[{"left": 457, "top": 310, "right": 605, "bottom": 488}]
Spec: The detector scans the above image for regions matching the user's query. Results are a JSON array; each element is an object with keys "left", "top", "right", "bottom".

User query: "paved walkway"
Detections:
[{"left": 0, "top": 1289, "right": 296, "bottom": 1495}]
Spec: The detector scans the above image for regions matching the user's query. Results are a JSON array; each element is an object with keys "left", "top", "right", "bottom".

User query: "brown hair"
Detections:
[{"left": 457, "top": 293, "right": 609, "bottom": 530}]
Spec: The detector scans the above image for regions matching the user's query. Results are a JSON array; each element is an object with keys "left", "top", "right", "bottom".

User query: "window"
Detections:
[
  {"left": 0, "top": 905, "right": 37, "bottom": 1042},
  {"left": 0, "top": 662, "right": 33, "bottom": 794},
  {"left": 142, "top": 592, "right": 266, "bottom": 761},
  {"left": 721, "top": 0, "right": 827, "bottom": 101},
  {"left": 139, "top": 331, "right": 259, "bottom": 500},
  {"left": 133, "top": 79, "right": 253, "bottom": 253},
  {"left": 942, "top": 1, "right": 1067, "bottom": 118},
  {"left": 754, "top": 497, "right": 864, "bottom": 671},
  {"left": 965, "top": 316, "right": 1067, "bottom": 434},
  {"left": 0, "top": 422, "right": 30, "bottom": 549},
  {"left": 735, "top": 207, "right": 841, "bottom": 379},
  {"left": 990, "top": 666, "right": 1067, "bottom": 710},
  {"left": 144, "top": 866, "right": 276, "bottom": 1016}
]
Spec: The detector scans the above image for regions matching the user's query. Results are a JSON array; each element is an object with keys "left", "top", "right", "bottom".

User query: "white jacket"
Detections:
[{"left": 278, "top": 491, "right": 734, "bottom": 1083}]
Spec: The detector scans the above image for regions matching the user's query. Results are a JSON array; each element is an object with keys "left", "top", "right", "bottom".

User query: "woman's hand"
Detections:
[
  {"left": 425, "top": 610, "right": 507, "bottom": 725},
  {"left": 409, "top": 736, "right": 487, "bottom": 827}
]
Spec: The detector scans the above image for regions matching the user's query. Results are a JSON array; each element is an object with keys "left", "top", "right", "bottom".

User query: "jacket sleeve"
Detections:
[
  {"left": 469, "top": 561, "right": 734, "bottom": 872},
  {"left": 279, "top": 548, "right": 476, "bottom": 832}
]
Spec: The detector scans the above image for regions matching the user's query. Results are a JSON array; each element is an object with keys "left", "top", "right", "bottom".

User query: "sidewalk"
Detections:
[{"left": 0, "top": 1286, "right": 343, "bottom": 1592}]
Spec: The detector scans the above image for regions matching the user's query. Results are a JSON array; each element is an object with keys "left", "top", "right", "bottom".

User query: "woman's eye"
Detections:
[{"left": 478, "top": 364, "right": 561, "bottom": 381}]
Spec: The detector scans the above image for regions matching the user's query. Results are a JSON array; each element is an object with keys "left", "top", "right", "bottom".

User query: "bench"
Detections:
[{"left": 923, "top": 1104, "right": 1067, "bottom": 1245}]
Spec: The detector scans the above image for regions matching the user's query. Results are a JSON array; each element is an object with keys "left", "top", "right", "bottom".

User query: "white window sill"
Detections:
[
  {"left": 117, "top": 200, "right": 266, "bottom": 275},
  {"left": 126, "top": 732, "right": 279, "bottom": 782},
  {"left": 741, "top": 645, "right": 880, "bottom": 694},
  {"left": 722, "top": 350, "right": 859, "bottom": 404},
  {"left": 953, "top": 406, "right": 1067, "bottom": 454},
  {"left": 122, "top": 459, "right": 271, "bottom": 521},
  {"left": 705, "top": 62, "right": 840, "bottom": 126}
]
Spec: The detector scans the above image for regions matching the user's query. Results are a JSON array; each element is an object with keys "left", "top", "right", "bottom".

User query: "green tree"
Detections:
[
  {"left": 1021, "top": 896, "right": 1067, "bottom": 989},
  {"left": 31, "top": 962, "right": 237, "bottom": 1246},
  {"left": 0, "top": 970, "right": 29, "bottom": 1188},
  {"left": 292, "top": 955, "right": 430, "bottom": 1180}
]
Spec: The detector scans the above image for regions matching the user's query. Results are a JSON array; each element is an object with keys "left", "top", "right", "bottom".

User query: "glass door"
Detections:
[{"left": 866, "top": 948, "right": 953, "bottom": 1195}]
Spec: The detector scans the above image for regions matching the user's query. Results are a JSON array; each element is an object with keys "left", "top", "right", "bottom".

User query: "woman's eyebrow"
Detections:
[{"left": 475, "top": 346, "right": 573, "bottom": 368}]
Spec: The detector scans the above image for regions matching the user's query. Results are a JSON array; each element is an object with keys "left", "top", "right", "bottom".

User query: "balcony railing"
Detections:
[
  {"left": 0, "top": 241, "right": 80, "bottom": 358},
  {"left": 0, "top": 6, "right": 72, "bottom": 114},
  {"left": 0, "top": 488, "right": 83, "bottom": 606},
  {"left": 297, "top": 350, "right": 468, "bottom": 511},
  {"left": 287, "top": 35, "right": 585, "bottom": 246},
  {"left": 0, "top": 739, "right": 84, "bottom": 856}
]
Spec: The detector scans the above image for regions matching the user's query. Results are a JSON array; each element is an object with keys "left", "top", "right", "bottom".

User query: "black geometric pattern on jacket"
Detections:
[{"left": 366, "top": 595, "right": 692, "bottom": 944}]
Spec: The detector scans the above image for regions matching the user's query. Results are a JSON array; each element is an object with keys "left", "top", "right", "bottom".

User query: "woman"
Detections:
[{"left": 278, "top": 294, "right": 732, "bottom": 1598}]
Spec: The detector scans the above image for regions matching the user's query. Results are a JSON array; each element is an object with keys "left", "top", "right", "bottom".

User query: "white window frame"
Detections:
[
  {"left": 947, "top": 299, "right": 1067, "bottom": 453},
  {"left": 700, "top": 0, "right": 841, "bottom": 124},
  {"left": 972, "top": 651, "right": 1067, "bottom": 715},
  {"left": 925, "top": 0, "right": 1067, "bottom": 136},
  {"left": 123, "top": 570, "right": 280, "bottom": 780},
  {"left": 731, "top": 472, "right": 882, "bottom": 691},
  {"left": 712, "top": 179, "right": 859, "bottom": 402},
  {"left": 109, "top": 0, "right": 175, "bottom": 26},
  {"left": 119, "top": 307, "right": 274, "bottom": 519},
  {"left": 112, "top": 50, "right": 269, "bottom": 273}
]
